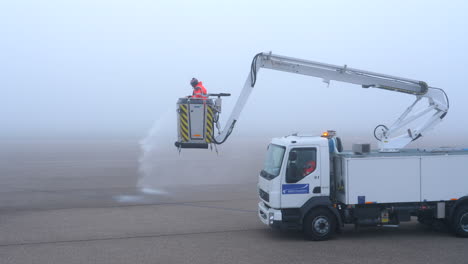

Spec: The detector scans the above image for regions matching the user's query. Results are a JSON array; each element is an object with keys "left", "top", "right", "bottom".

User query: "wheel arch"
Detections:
[{"left": 300, "top": 196, "right": 343, "bottom": 230}]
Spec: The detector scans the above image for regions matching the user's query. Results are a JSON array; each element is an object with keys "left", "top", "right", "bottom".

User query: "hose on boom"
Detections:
[
  {"left": 212, "top": 53, "right": 262, "bottom": 145},
  {"left": 250, "top": 53, "right": 263, "bottom": 87},
  {"left": 212, "top": 120, "right": 236, "bottom": 145}
]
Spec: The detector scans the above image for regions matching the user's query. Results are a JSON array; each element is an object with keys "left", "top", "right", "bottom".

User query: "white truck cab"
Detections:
[
  {"left": 258, "top": 135, "right": 329, "bottom": 210},
  {"left": 258, "top": 134, "right": 340, "bottom": 238}
]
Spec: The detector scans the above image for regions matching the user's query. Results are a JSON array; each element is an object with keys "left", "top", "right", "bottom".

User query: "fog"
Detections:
[
  {"left": 1, "top": 1, "right": 468, "bottom": 189},
  {"left": 1, "top": 0, "right": 467, "bottom": 142}
]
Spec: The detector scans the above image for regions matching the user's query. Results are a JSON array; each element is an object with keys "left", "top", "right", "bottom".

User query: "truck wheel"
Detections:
[
  {"left": 303, "top": 208, "right": 336, "bottom": 241},
  {"left": 453, "top": 206, "right": 468, "bottom": 237}
]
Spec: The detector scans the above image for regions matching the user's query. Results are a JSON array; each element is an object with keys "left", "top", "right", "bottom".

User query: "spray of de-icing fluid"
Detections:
[
  {"left": 137, "top": 107, "right": 174, "bottom": 194},
  {"left": 113, "top": 108, "right": 173, "bottom": 203}
]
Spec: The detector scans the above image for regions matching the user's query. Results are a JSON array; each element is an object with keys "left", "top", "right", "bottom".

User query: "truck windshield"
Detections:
[{"left": 261, "top": 144, "right": 286, "bottom": 180}]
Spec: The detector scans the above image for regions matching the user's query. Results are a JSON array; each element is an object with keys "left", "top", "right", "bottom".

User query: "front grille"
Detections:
[{"left": 259, "top": 188, "right": 269, "bottom": 202}]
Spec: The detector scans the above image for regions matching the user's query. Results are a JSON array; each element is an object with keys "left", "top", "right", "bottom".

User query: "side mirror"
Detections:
[{"left": 289, "top": 152, "right": 297, "bottom": 161}]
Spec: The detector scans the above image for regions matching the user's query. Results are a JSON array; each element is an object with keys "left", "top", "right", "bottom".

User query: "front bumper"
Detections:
[
  {"left": 258, "top": 202, "right": 303, "bottom": 230},
  {"left": 258, "top": 202, "right": 282, "bottom": 226}
]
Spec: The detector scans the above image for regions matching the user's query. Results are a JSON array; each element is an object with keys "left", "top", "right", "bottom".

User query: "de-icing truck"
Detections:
[{"left": 175, "top": 52, "right": 468, "bottom": 240}]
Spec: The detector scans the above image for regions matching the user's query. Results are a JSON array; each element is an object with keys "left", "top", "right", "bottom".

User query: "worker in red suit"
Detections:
[{"left": 190, "top": 78, "right": 208, "bottom": 99}]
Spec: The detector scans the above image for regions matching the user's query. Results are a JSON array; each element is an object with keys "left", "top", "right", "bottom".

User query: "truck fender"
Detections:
[
  {"left": 449, "top": 196, "right": 468, "bottom": 221},
  {"left": 300, "top": 196, "right": 343, "bottom": 230}
]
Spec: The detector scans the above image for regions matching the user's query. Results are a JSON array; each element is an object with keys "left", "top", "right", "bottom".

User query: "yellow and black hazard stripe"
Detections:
[
  {"left": 179, "top": 104, "right": 190, "bottom": 142},
  {"left": 205, "top": 106, "right": 214, "bottom": 143}
]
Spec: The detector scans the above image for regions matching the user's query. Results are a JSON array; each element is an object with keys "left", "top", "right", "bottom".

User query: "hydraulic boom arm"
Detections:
[{"left": 215, "top": 52, "right": 449, "bottom": 151}]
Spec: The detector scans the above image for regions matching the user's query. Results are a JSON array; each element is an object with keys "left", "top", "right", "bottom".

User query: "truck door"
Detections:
[{"left": 281, "top": 147, "right": 320, "bottom": 208}]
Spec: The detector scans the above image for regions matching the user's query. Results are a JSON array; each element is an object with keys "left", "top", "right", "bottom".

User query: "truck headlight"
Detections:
[{"left": 269, "top": 212, "right": 274, "bottom": 224}]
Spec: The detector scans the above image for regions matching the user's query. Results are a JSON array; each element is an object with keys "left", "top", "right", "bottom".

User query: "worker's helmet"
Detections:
[{"left": 190, "top": 78, "right": 199, "bottom": 87}]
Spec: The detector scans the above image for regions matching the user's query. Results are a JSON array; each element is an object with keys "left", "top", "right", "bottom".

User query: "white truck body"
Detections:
[
  {"left": 257, "top": 135, "right": 468, "bottom": 240},
  {"left": 336, "top": 152, "right": 468, "bottom": 204}
]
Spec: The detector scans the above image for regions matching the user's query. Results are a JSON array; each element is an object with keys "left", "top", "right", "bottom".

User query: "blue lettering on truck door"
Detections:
[{"left": 282, "top": 184, "right": 309, "bottom": 194}]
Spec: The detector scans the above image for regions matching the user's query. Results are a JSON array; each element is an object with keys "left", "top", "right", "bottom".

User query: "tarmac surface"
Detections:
[{"left": 0, "top": 140, "right": 467, "bottom": 264}]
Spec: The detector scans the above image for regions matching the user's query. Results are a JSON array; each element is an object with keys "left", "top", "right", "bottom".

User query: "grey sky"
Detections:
[{"left": 1, "top": 0, "right": 467, "bottom": 145}]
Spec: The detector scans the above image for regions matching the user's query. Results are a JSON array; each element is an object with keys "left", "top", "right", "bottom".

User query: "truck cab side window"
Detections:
[{"left": 286, "top": 148, "right": 317, "bottom": 183}]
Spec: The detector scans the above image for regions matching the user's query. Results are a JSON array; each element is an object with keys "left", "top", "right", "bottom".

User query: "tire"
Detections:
[
  {"left": 303, "top": 208, "right": 336, "bottom": 241},
  {"left": 453, "top": 206, "right": 468, "bottom": 237}
]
